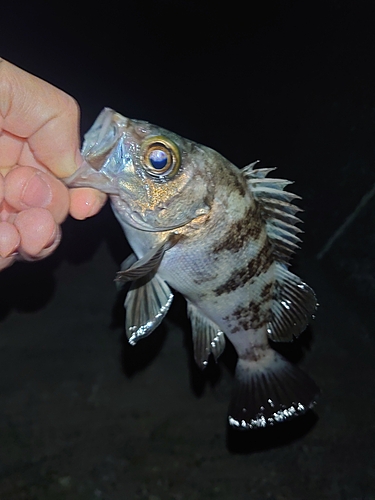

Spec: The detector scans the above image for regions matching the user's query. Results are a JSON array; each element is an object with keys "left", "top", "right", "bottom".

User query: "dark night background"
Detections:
[{"left": 1, "top": 1, "right": 375, "bottom": 498}]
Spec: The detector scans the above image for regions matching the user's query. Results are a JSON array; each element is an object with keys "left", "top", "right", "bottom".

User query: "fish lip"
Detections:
[
  {"left": 81, "top": 107, "right": 129, "bottom": 158},
  {"left": 62, "top": 160, "right": 120, "bottom": 195},
  {"left": 63, "top": 108, "right": 133, "bottom": 193}
]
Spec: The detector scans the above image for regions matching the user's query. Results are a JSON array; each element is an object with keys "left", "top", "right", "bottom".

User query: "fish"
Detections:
[{"left": 65, "top": 108, "right": 319, "bottom": 430}]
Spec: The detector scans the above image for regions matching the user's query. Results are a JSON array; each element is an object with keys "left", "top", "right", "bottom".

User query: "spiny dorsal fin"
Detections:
[{"left": 242, "top": 162, "right": 303, "bottom": 264}]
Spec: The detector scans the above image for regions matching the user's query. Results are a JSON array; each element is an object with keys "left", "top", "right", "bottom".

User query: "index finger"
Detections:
[{"left": 0, "top": 58, "right": 80, "bottom": 178}]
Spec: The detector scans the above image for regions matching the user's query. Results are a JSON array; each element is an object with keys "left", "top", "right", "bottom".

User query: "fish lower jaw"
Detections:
[{"left": 111, "top": 198, "right": 153, "bottom": 231}]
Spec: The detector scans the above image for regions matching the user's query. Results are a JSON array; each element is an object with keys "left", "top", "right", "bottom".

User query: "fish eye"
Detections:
[{"left": 140, "top": 136, "right": 181, "bottom": 178}]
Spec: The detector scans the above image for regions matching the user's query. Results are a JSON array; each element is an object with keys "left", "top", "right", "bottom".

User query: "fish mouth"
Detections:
[{"left": 63, "top": 108, "right": 133, "bottom": 194}]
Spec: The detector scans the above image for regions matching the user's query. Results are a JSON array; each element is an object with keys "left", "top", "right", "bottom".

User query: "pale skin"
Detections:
[{"left": 0, "top": 59, "right": 107, "bottom": 270}]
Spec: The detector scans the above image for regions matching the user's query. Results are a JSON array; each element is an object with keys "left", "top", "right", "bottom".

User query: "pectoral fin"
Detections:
[
  {"left": 125, "top": 273, "right": 174, "bottom": 345},
  {"left": 115, "top": 253, "right": 137, "bottom": 290},
  {"left": 115, "top": 233, "right": 181, "bottom": 283},
  {"left": 187, "top": 302, "right": 226, "bottom": 369}
]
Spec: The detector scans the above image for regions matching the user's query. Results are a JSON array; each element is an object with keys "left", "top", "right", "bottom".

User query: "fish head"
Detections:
[{"left": 65, "top": 108, "right": 215, "bottom": 231}]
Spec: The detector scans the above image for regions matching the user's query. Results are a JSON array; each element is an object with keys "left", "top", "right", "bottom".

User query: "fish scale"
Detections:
[{"left": 64, "top": 108, "right": 319, "bottom": 431}]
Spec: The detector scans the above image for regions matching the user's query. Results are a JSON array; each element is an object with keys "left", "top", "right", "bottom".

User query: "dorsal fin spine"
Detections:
[{"left": 242, "top": 163, "right": 304, "bottom": 265}]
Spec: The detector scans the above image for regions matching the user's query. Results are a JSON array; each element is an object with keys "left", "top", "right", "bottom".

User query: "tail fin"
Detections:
[{"left": 228, "top": 350, "right": 319, "bottom": 430}]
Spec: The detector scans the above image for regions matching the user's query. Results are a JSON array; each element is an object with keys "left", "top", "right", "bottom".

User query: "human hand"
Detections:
[{"left": 0, "top": 59, "right": 107, "bottom": 270}]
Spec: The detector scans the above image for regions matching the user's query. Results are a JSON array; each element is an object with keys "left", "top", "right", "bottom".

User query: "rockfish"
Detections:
[{"left": 65, "top": 108, "right": 319, "bottom": 429}]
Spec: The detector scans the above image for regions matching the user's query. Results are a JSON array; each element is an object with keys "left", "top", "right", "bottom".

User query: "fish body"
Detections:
[{"left": 65, "top": 108, "right": 319, "bottom": 429}]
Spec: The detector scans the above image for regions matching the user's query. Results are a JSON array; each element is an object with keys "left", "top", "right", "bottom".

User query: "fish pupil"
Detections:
[{"left": 149, "top": 149, "right": 168, "bottom": 170}]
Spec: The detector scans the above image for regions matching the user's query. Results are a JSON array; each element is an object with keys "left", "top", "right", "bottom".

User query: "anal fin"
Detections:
[
  {"left": 187, "top": 302, "right": 226, "bottom": 369},
  {"left": 228, "top": 350, "right": 319, "bottom": 430}
]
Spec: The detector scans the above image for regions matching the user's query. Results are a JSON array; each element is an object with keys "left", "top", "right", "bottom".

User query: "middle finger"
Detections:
[{"left": 4, "top": 165, "right": 70, "bottom": 223}]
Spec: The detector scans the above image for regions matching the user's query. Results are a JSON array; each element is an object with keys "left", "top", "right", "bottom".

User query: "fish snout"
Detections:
[{"left": 63, "top": 109, "right": 133, "bottom": 194}]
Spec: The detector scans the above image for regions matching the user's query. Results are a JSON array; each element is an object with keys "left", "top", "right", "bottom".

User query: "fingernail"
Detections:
[
  {"left": 22, "top": 174, "right": 52, "bottom": 208},
  {"left": 85, "top": 196, "right": 105, "bottom": 219}
]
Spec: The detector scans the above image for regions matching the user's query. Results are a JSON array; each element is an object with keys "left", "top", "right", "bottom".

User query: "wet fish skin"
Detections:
[{"left": 65, "top": 108, "right": 319, "bottom": 430}]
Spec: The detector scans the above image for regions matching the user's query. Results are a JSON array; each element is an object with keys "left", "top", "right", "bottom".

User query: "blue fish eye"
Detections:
[
  {"left": 141, "top": 136, "right": 180, "bottom": 178},
  {"left": 149, "top": 149, "right": 168, "bottom": 170}
]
